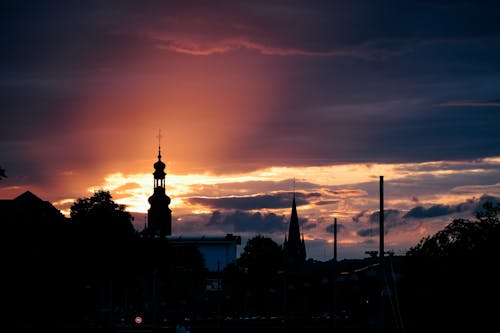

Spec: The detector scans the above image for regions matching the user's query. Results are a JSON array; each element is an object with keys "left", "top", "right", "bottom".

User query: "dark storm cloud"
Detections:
[
  {"left": 184, "top": 178, "right": 318, "bottom": 198},
  {"left": 186, "top": 191, "right": 320, "bottom": 210},
  {"left": 404, "top": 194, "right": 499, "bottom": 219},
  {"left": 2, "top": 0, "right": 500, "bottom": 187},
  {"left": 315, "top": 200, "right": 340, "bottom": 206},
  {"left": 352, "top": 210, "right": 369, "bottom": 223},
  {"left": 354, "top": 194, "right": 500, "bottom": 238},
  {"left": 369, "top": 210, "right": 401, "bottom": 224},
  {"left": 342, "top": 165, "right": 500, "bottom": 205},
  {"left": 437, "top": 100, "right": 500, "bottom": 107},
  {"left": 403, "top": 195, "right": 498, "bottom": 219},
  {"left": 140, "top": 0, "right": 500, "bottom": 59},
  {"left": 0, "top": 1, "right": 145, "bottom": 75},
  {"left": 326, "top": 189, "right": 368, "bottom": 197},
  {"left": 206, "top": 210, "right": 288, "bottom": 233},
  {"left": 357, "top": 228, "right": 379, "bottom": 238},
  {"left": 355, "top": 209, "right": 414, "bottom": 238},
  {"left": 243, "top": 96, "right": 500, "bottom": 167},
  {"left": 404, "top": 204, "right": 459, "bottom": 219},
  {"left": 392, "top": 159, "right": 500, "bottom": 173},
  {"left": 325, "top": 223, "right": 346, "bottom": 234},
  {"left": 4, "top": 0, "right": 500, "bottom": 74},
  {"left": 220, "top": 1, "right": 500, "bottom": 165}
]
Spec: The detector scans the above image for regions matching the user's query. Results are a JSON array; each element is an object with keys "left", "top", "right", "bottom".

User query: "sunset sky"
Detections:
[{"left": 1, "top": 0, "right": 499, "bottom": 260}]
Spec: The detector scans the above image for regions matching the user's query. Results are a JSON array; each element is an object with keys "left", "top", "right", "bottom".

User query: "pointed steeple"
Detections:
[
  {"left": 288, "top": 192, "right": 301, "bottom": 244},
  {"left": 283, "top": 187, "right": 306, "bottom": 271}
]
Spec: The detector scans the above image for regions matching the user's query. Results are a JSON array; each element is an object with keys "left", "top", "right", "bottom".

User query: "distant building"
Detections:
[
  {"left": 0, "top": 190, "right": 67, "bottom": 228},
  {"left": 167, "top": 234, "right": 241, "bottom": 272},
  {"left": 283, "top": 192, "right": 306, "bottom": 271}
]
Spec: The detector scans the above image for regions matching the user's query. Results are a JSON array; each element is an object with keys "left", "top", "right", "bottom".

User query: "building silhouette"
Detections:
[
  {"left": 145, "top": 143, "right": 172, "bottom": 238},
  {"left": 142, "top": 140, "right": 241, "bottom": 272},
  {"left": 283, "top": 192, "right": 306, "bottom": 271},
  {"left": 0, "top": 190, "right": 67, "bottom": 228}
]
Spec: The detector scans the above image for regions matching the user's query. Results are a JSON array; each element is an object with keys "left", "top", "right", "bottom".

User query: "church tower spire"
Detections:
[
  {"left": 146, "top": 130, "right": 172, "bottom": 238},
  {"left": 283, "top": 184, "right": 306, "bottom": 271}
]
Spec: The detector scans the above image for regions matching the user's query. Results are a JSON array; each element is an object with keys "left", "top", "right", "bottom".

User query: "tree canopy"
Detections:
[
  {"left": 407, "top": 200, "right": 499, "bottom": 258},
  {"left": 70, "top": 190, "right": 137, "bottom": 241},
  {"left": 237, "top": 234, "right": 284, "bottom": 273},
  {"left": 402, "top": 200, "right": 500, "bottom": 331}
]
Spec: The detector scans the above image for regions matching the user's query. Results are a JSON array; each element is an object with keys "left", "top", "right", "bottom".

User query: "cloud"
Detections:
[
  {"left": 369, "top": 209, "right": 401, "bottom": 224},
  {"left": 357, "top": 228, "right": 379, "bottom": 238},
  {"left": 404, "top": 195, "right": 499, "bottom": 219},
  {"left": 451, "top": 183, "right": 500, "bottom": 194},
  {"left": 303, "top": 223, "right": 317, "bottom": 231},
  {"left": 183, "top": 179, "right": 319, "bottom": 198},
  {"left": 348, "top": 194, "right": 499, "bottom": 240},
  {"left": 351, "top": 209, "right": 411, "bottom": 238},
  {"left": 3, "top": 1, "right": 500, "bottom": 187},
  {"left": 436, "top": 100, "right": 500, "bottom": 107},
  {"left": 315, "top": 200, "right": 340, "bottom": 206},
  {"left": 113, "top": 182, "right": 142, "bottom": 192},
  {"left": 404, "top": 204, "right": 459, "bottom": 219},
  {"left": 186, "top": 191, "right": 320, "bottom": 210},
  {"left": 352, "top": 210, "right": 369, "bottom": 223},
  {"left": 326, "top": 189, "right": 369, "bottom": 197},
  {"left": 473, "top": 195, "right": 499, "bottom": 213},
  {"left": 2, "top": 1, "right": 500, "bottom": 261},
  {"left": 155, "top": 37, "right": 354, "bottom": 57},
  {"left": 139, "top": 1, "right": 500, "bottom": 60},
  {"left": 206, "top": 210, "right": 288, "bottom": 233},
  {"left": 325, "top": 223, "right": 346, "bottom": 234}
]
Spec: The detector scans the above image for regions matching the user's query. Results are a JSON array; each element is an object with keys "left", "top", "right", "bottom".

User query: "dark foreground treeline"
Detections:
[
  {"left": 4, "top": 240, "right": 499, "bottom": 333},
  {"left": 1, "top": 193, "right": 499, "bottom": 332}
]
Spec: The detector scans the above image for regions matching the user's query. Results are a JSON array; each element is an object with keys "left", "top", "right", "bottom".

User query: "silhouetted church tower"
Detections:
[
  {"left": 283, "top": 191, "right": 306, "bottom": 271},
  {"left": 146, "top": 134, "right": 172, "bottom": 237}
]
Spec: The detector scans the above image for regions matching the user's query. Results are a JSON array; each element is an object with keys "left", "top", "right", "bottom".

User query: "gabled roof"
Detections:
[{"left": 0, "top": 190, "right": 66, "bottom": 223}]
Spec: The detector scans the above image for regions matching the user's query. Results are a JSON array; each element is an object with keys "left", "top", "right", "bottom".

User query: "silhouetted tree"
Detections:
[
  {"left": 402, "top": 200, "right": 500, "bottom": 332},
  {"left": 237, "top": 234, "right": 284, "bottom": 274},
  {"left": 222, "top": 235, "right": 284, "bottom": 315},
  {"left": 70, "top": 190, "right": 137, "bottom": 242},
  {"left": 407, "top": 200, "right": 499, "bottom": 257}
]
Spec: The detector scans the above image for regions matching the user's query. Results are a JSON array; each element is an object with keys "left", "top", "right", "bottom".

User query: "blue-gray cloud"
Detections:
[
  {"left": 404, "top": 204, "right": 458, "bottom": 219},
  {"left": 206, "top": 210, "right": 288, "bottom": 233},
  {"left": 186, "top": 191, "right": 319, "bottom": 210},
  {"left": 355, "top": 195, "right": 500, "bottom": 238},
  {"left": 325, "top": 223, "right": 346, "bottom": 234},
  {"left": 404, "top": 195, "right": 499, "bottom": 219}
]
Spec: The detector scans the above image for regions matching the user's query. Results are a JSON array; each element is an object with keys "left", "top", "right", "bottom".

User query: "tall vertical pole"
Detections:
[
  {"left": 379, "top": 176, "right": 384, "bottom": 264},
  {"left": 379, "top": 176, "right": 385, "bottom": 333},
  {"left": 332, "top": 217, "right": 338, "bottom": 331},
  {"left": 333, "top": 217, "right": 337, "bottom": 263}
]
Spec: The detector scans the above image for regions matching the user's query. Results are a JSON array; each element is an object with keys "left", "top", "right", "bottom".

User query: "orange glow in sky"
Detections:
[
  {"left": 38, "top": 157, "right": 493, "bottom": 259},
  {"left": 2, "top": 1, "right": 499, "bottom": 260}
]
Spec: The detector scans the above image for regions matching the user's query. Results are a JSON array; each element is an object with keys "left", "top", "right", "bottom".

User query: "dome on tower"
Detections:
[
  {"left": 154, "top": 158, "right": 165, "bottom": 171},
  {"left": 148, "top": 191, "right": 171, "bottom": 206},
  {"left": 153, "top": 148, "right": 166, "bottom": 178}
]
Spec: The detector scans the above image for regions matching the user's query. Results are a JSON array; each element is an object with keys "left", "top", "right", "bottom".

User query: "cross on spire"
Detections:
[
  {"left": 157, "top": 129, "right": 162, "bottom": 158},
  {"left": 157, "top": 129, "right": 162, "bottom": 148}
]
